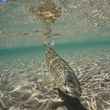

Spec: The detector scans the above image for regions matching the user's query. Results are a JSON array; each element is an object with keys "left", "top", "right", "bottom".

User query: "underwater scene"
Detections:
[{"left": 0, "top": 0, "right": 110, "bottom": 110}]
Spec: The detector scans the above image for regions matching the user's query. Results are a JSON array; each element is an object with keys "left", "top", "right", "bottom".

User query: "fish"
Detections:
[
  {"left": 55, "top": 88, "right": 87, "bottom": 110},
  {"left": 45, "top": 47, "right": 82, "bottom": 97}
]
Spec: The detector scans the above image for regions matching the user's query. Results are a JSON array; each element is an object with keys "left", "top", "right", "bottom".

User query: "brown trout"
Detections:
[{"left": 45, "top": 47, "right": 82, "bottom": 97}]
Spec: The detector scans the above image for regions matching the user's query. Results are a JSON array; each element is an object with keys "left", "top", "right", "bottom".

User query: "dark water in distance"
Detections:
[
  {"left": 0, "top": 41, "right": 110, "bottom": 55},
  {"left": 0, "top": 40, "right": 110, "bottom": 63}
]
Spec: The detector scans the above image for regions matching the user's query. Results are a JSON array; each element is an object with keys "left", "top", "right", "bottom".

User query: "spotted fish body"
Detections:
[{"left": 45, "top": 47, "right": 82, "bottom": 97}]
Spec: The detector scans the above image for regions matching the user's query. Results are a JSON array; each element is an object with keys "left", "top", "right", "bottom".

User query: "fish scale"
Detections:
[{"left": 45, "top": 47, "right": 82, "bottom": 97}]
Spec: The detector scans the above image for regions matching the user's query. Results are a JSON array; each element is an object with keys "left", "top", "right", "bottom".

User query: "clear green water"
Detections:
[
  {"left": 0, "top": 2, "right": 110, "bottom": 110},
  {"left": 0, "top": 0, "right": 110, "bottom": 67}
]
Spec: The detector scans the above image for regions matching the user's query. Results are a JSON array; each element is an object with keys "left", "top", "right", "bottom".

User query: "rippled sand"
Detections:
[{"left": 0, "top": 50, "right": 110, "bottom": 110}]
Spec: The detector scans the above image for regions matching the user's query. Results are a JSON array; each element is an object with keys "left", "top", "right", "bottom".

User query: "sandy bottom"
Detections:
[{"left": 0, "top": 49, "right": 110, "bottom": 110}]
